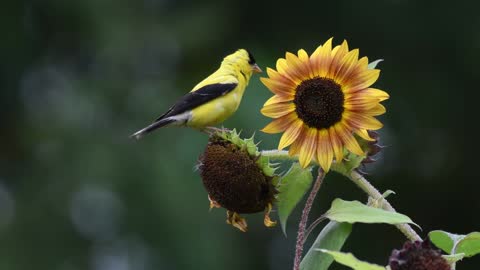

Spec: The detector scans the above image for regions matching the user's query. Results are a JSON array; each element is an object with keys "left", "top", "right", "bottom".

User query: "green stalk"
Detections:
[
  {"left": 261, "top": 149, "right": 422, "bottom": 241},
  {"left": 349, "top": 170, "right": 421, "bottom": 241}
]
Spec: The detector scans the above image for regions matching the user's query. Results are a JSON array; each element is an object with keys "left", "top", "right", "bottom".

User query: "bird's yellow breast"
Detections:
[{"left": 187, "top": 85, "right": 246, "bottom": 128}]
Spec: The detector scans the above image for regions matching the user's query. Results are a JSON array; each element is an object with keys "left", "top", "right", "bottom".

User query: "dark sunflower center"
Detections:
[
  {"left": 293, "top": 77, "right": 344, "bottom": 129},
  {"left": 200, "top": 139, "right": 276, "bottom": 214}
]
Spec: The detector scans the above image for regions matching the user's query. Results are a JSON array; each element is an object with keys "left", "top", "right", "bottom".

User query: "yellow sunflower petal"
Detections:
[
  {"left": 311, "top": 37, "right": 333, "bottom": 59},
  {"left": 285, "top": 52, "right": 308, "bottom": 82},
  {"left": 261, "top": 112, "right": 298, "bottom": 134},
  {"left": 317, "top": 130, "right": 334, "bottom": 172},
  {"left": 356, "top": 56, "right": 369, "bottom": 71},
  {"left": 365, "top": 104, "right": 386, "bottom": 116},
  {"left": 335, "top": 124, "right": 364, "bottom": 156},
  {"left": 298, "top": 127, "right": 317, "bottom": 168},
  {"left": 276, "top": 58, "right": 289, "bottom": 75},
  {"left": 344, "top": 89, "right": 389, "bottom": 104},
  {"left": 288, "top": 125, "right": 308, "bottom": 157},
  {"left": 344, "top": 99, "right": 379, "bottom": 111},
  {"left": 344, "top": 112, "right": 384, "bottom": 130},
  {"left": 331, "top": 40, "right": 349, "bottom": 57},
  {"left": 298, "top": 49, "right": 314, "bottom": 78},
  {"left": 362, "top": 88, "right": 389, "bottom": 101},
  {"left": 289, "top": 138, "right": 302, "bottom": 156},
  {"left": 355, "top": 129, "right": 375, "bottom": 141},
  {"left": 266, "top": 67, "right": 277, "bottom": 78},
  {"left": 266, "top": 67, "right": 296, "bottom": 86},
  {"left": 263, "top": 94, "right": 294, "bottom": 106},
  {"left": 278, "top": 120, "right": 304, "bottom": 149},
  {"left": 328, "top": 40, "right": 350, "bottom": 77},
  {"left": 298, "top": 49, "right": 309, "bottom": 62},
  {"left": 345, "top": 69, "right": 380, "bottom": 93},
  {"left": 334, "top": 49, "right": 360, "bottom": 83},
  {"left": 260, "top": 77, "right": 295, "bottom": 96},
  {"left": 261, "top": 102, "right": 295, "bottom": 118},
  {"left": 311, "top": 38, "right": 333, "bottom": 77},
  {"left": 341, "top": 56, "right": 369, "bottom": 86},
  {"left": 328, "top": 127, "right": 344, "bottom": 163}
]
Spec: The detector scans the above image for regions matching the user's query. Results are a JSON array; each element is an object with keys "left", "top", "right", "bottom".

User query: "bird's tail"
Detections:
[{"left": 130, "top": 118, "right": 175, "bottom": 140}]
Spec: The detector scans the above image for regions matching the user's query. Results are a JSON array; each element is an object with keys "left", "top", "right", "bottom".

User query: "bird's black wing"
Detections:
[{"left": 155, "top": 83, "right": 238, "bottom": 121}]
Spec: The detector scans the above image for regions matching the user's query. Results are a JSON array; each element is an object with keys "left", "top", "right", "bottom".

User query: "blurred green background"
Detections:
[{"left": 0, "top": 0, "right": 476, "bottom": 269}]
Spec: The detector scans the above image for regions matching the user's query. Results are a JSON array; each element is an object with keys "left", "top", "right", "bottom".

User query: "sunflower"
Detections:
[
  {"left": 198, "top": 129, "right": 278, "bottom": 232},
  {"left": 260, "top": 38, "right": 389, "bottom": 171}
]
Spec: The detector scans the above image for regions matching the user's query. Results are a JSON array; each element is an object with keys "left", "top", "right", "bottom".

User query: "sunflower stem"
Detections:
[
  {"left": 349, "top": 170, "right": 421, "bottom": 241},
  {"left": 293, "top": 168, "right": 325, "bottom": 270},
  {"left": 260, "top": 150, "right": 293, "bottom": 161}
]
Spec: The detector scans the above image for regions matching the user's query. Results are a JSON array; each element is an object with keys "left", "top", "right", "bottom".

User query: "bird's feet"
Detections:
[
  {"left": 202, "top": 126, "right": 231, "bottom": 135},
  {"left": 264, "top": 203, "right": 277, "bottom": 227},
  {"left": 226, "top": 211, "right": 248, "bottom": 232}
]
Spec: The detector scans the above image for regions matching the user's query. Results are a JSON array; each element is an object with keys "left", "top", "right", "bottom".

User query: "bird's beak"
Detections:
[{"left": 251, "top": 64, "right": 262, "bottom": 73}]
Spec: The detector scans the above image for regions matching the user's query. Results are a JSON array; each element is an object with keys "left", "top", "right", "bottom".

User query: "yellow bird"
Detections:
[{"left": 131, "top": 49, "right": 262, "bottom": 139}]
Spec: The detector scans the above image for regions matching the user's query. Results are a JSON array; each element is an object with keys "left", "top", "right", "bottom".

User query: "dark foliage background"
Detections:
[{"left": 0, "top": 0, "right": 477, "bottom": 269}]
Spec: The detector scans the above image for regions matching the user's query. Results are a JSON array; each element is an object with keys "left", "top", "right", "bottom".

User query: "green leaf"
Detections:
[
  {"left": 368, "top": 59, "right": 383, "bottom": 69},
  {"left": 429, "top": 230, "right": 480, "bottom": 260},
  {"left": 456, "top": 232, "right": 480, "bottom": 257},
  {"left": 317, "top": 250, "right": 386, "bottom": 270},
  {"left": 300, "top": 221, "right": 352, "bottom": 270},
  {"left": 324, "top": 199, "right": 417, "bottom": 225},
  {"left": 276, "top": 163, "right": 313, "bottom": 234},
  {"left": 331, "top": 152, "right": 365, "bottom": 177},
  {"left": 429, "top": 230, "right": 458, "bottom": 254},
  {"left": 443, "top": 253, "right": 465, "bottom": 264}
]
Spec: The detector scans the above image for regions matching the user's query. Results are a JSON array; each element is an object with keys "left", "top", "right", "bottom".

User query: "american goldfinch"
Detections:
[{"left": 131, "top": 49, "right": 262, "bottom": 139}]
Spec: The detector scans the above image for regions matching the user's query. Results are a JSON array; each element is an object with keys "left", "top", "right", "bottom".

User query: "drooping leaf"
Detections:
[
  {"left": 443, "top": 253, "right": 465, "bottom": 264},
  {"left": 324, "top": 199, "right": 417, "bottom": 226},
  {"left": 368, "top": 59, "right": 383, "bottom": 69},
  {"left": 317, "top": 249, "right": 386, "bottom": 270},
  {"left": 456, "top": 232, "right": 480, "bottom": 257},
  {"left": 300, "top": 221, "right": 352, "bottom": 270},
  {"left": 429, "top": 230, "right": 458, "bottom": 254},
  {"left": 276, "top": 163, "right": 313, "bottom": 234}
]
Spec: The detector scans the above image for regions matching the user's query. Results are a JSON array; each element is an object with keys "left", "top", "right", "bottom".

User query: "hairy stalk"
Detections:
[
  {"left": 293, "top": 168, "right": 325, "bottom": 270},
  {"left": 303, "top": 216, "right": 327, "bottom": 245},
  {"left": 260, "top": 150, "right": 294, "bottom": 161},
  {"left": 349, "top": 170, "right": 421, "bottom": 241},
  {"left": 262, "top": 150, "right": 421, "bottom": 241}
]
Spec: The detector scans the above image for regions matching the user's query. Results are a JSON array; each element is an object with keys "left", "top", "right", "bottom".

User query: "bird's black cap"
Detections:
[{"left": 246, "top": 50, "right": 256, "bottom": 64}]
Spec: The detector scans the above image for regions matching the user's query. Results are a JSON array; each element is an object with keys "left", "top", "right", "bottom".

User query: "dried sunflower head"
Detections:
[
  {"left": 198, "top": 129, "right": 278, "bottom": 232},
  {"left": 389, "top": 239, "right": 451, "bottom": 270}
]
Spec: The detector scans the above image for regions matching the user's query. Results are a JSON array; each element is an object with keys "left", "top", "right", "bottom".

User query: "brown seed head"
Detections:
[
  {"left": 199, "top": 138, "right": 276, "bottom": 213},
  {"left": 389, "top": 240, "right": 451, "bottom": 270}
]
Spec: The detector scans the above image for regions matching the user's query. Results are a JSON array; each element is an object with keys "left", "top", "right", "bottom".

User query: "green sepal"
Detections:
[{"left": 368, "top": 59, "right": 383, "bottom": 69}]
